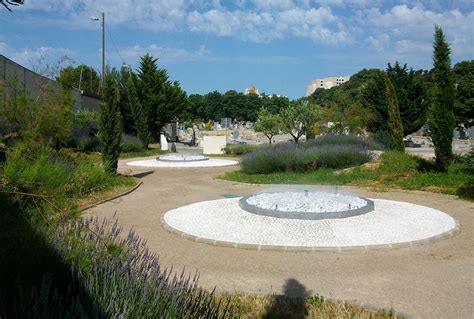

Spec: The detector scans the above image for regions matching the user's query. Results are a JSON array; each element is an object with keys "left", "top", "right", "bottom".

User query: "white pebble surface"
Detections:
[
  {"left": 246, "top": 192, "right": 368, "bottom": 213},
  {"left": 164, "top": 198, "right": 456, "bottom": 248},
  {"left": 127, "top": 158, "right": 238, "bottom": 168}
]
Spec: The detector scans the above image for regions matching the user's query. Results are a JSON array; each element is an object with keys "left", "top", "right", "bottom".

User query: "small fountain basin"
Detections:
[
  {"left": 157, "top": 154, "right": 209, "bottom": 162},
  {"left": 239, "top": 191, "right": 374, "bottom": 220}
]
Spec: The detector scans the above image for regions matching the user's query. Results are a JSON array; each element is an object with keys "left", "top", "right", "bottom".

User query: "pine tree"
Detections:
[
  {"left": 385, "top": 76, "right": 405, "bottom": 151},
  {"left": 126, "top": 75, "right": 150, "bottom": 148},
  {"left": 428, "top": 25, "right": 456, "bottom": 172},
  {"left": 99, "top": 71, "right": 122, "bottom": 175}
]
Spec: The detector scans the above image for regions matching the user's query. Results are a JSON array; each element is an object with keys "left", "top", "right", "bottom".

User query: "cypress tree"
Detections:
[
  {"left": 99, "top": 71, "right": 122, "bottom": 175},
  {"left": 385, "top": 76, "right": 405, "bottom": 151},
  {"left": 428, "top": 25, "right": 456, "bottom": 172},
  {"left": 126, "top": 76, "right": 150, "bottom": 148}
]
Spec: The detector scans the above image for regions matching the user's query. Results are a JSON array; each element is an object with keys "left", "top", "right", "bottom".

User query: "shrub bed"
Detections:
[
  {"left": 223, "top": 144, "right": 258, "bottom": 155},
  {"left": 2, "top": 142, "right": 133, "bottom": 221},
  {"left": 241, "top": 135, "right": 376, "bottom": 174}
]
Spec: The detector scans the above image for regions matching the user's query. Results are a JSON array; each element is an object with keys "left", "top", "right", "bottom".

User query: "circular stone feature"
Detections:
[
  {"left": 239, "top": 191, "right": 374, "bottom": 220},
  {"left": 163, "top": 198, "right": 458, "bottom": 249},
  {"left": 157, "top": 154, "right": 209, "bottom": 162}
]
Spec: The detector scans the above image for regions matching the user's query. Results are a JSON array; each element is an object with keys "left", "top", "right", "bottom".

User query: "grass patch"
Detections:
[
  {"left": 216, "top": 292, "right": 400, "bottom": 318},
  {"left": 220, "top": 151, "right": 473, "bottom": 198},
  {"left": 119, "top": 148, "right": 168, "bottom": 159}
]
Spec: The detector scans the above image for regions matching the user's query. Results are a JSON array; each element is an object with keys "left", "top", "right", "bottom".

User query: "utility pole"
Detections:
[
  {"left": 101, "top": 12, "right": 105, "bottom": 82},
  {"left": 91, "top": 12, "right": 105, "bottom": 83}
]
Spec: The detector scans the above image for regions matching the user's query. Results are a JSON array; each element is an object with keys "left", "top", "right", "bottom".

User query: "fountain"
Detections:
[
  {"left": 239, "top": 190, "right": 374, "bottom": 220},
  {"left": 157, "top": 154, "right": 209, "bottom": 162},
  {"left": 162, "top": 185, "right": 458, "bottom": 250}
]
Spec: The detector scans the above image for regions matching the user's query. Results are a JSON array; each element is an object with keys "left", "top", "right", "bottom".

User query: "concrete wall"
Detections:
[
  {"left": 0, "top": 54, "right": 100, "bottom": 111},
  {"left": 203, "top": 136, "right": 226, "bottom": 155}
]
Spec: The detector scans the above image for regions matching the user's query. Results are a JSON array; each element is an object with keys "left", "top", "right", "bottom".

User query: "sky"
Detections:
[{"left": 0, "top": 0, "right": 473, "bottom": 99}]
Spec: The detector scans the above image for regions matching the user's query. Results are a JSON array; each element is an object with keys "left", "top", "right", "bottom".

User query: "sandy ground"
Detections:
[{"left": 86, "top": 157, "right": 474, "bottom": 318}]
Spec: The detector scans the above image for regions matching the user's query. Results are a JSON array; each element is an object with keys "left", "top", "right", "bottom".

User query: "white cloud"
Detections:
[
  {"left": 0, "top": 42, "right": 75, "bottom": 71},
  {"left": 12, "top": 0, "right": 474, "bottom": 57},
  {"left": 358, "top": 5, "right": 474, "bottom": 59},
  {"left": 367, "top": 34, "right": 390, "bottom": 52}
]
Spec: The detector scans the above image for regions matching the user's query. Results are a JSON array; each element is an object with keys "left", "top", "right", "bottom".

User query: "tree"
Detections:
[
  {"left": 386, "top": 62, "right": 428, "bottom": 135},
  {"left": 385, "top": 76, "right": 405, "bottom": 151},
  {"left": 99, "top": 71, "right": 122, "bottom": 175},
  {"left": 136, "top": 54, "right": 186, "bottom": 142},
  {"left": 58, "top": 65, "right": 101, "bottom": 97},
  {"left": 1, "top": 0, "right": 23, "bottom": 11},
  {"left": 254, "top": 108, "right": 281, "bottom": 144},
  {"left": 280, "top": 100, "right": 321, "bottom": 143},
  {"left": 125, "top": 75, "right": 150, "bottom": 148},
  {"left": 427, "top": 25, "right": 456, "bottom": 172},
  {"left": 0, "top": 75, "right": 73, "bottom": 147},
  {"left": 453, "top": 60, "right": 474, "bottom": 127}
]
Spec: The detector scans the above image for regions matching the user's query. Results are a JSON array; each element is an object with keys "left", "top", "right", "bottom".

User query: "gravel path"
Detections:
[
  {"left": 86, "top": 156, "right": 474, "bottom": 318},
  {"left": 164, "top": 198, "right": 456, "bottom": 248}
]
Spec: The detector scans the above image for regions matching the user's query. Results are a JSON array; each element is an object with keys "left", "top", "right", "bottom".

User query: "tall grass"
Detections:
[{"left": 2, "top": 142, "right": 134, "bottom": 221}]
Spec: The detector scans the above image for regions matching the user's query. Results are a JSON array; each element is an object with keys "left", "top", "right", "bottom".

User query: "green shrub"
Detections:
[
  {"left": 241, "top": 136, "right": 373, "bottom": 174},
  {"left": 71, "top": 110, "right": 100, "bottom": 152},
  {"left": 223, "top": 144, "right": 258, "bottom": 155},
  {"left": 2, "top": 142, "right": 131, "bottom": 222},
  {"left": 120, "top": 134, "right": 145, "bottom": 153}
]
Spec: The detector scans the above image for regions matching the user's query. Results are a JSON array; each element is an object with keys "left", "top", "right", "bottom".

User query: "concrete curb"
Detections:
[
  {"left": 81, "top": 179, "right": 143, "bottom": 211},
  {"left": 161, "top": 215, "right": 461, "bottom": 253}
]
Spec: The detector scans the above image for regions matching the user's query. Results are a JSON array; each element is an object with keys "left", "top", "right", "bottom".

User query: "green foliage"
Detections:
[
  {"left": 179, "top": 91, "right": 289, "bottom": 122},
  {"left": 0, "top": 75, "right": 73, "bottom": 147},
  {"left": 2, "top": 142, "right": 132, "bottom": 222},
  {"left": 99, "top": 71, "right": 122, "bottom": 175},
  {"left": 453, "top": 60, "right": 474, "bottom": 126},
  {"left": 125, "top": 75, "right": 150, "bottom": 148},
  {"left": 204, "top": 119, "right": 213, "bottom": 130},
  {"left": 223, "top": 144, "right": 258, "bottom": 155},
  {"left": 254, "top": 108, "right": 281, "bottom": 144},
  {"left": 57, "top": 64, "right": 101, "bottom": 96},
  {"left": 241, "top": 135, "right": 374, "bottom": 174},
  {"left": 120, "top": 134, "right": 144, "bottom": 153},
  {"left": 136, "top": 54, "right": 187, "bottom": 142},
  {"left": 280, "top": 99, "right": 321, "bottom": 143},
  {"left": 223, "top": 151, "right": 472, "bottom": 198},
  {"left": 386, "top": 62, "right": 428, "bottom": 135},
  {"left": 72, "top": 110, "right": 100, "bottom": 152},
  {"left": 385, "top": 77, "right": 405, "bottom": 151},
  {"left": 428, "top": 26, "right": 456, "bottom": 172}
]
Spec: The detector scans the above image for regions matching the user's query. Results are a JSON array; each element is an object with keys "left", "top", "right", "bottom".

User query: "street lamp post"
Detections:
[{"left": 90, "top": 12, "right": 105, "bottom": 82}]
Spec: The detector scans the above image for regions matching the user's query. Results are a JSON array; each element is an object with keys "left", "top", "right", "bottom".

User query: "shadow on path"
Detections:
[
  {"left": 131, "top": 170, "right": 155, "bottom": 179},
  {"left": 263, "top": 278, "right": 311, "bottom": 319}
]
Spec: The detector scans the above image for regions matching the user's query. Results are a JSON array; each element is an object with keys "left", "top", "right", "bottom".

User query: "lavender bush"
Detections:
[
  {"left": 5, "top": 217, "right": 232, "bottom": 318},
  {"left": 241, "top": 135, "right": 375, "bottom": 174}
]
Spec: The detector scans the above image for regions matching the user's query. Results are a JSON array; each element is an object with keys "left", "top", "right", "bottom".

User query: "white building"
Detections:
[{"left": 306, "top": 75, "right": 351, "bottom": 96}]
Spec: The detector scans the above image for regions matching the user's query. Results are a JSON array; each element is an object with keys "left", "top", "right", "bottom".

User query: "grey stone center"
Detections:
[{"left": 239, "top": 191, "right": 374, "bottom": 220}]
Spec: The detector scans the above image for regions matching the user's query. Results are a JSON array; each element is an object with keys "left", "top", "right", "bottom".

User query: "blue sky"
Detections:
[{"left": 1, "top": 0, "right": 473, "bottom": 99}]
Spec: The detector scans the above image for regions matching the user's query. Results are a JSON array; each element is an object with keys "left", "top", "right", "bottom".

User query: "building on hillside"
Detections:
[
  {"left": 306, "top": 75, "right": 351, "bottom": 96},
  {"left": 244, "top": 85, "right": 260, "bottom": 96}
]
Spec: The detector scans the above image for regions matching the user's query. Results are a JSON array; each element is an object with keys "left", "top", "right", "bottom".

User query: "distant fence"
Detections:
[{"left": 0, "top": 54, "right": 100, "bottom": 111}]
